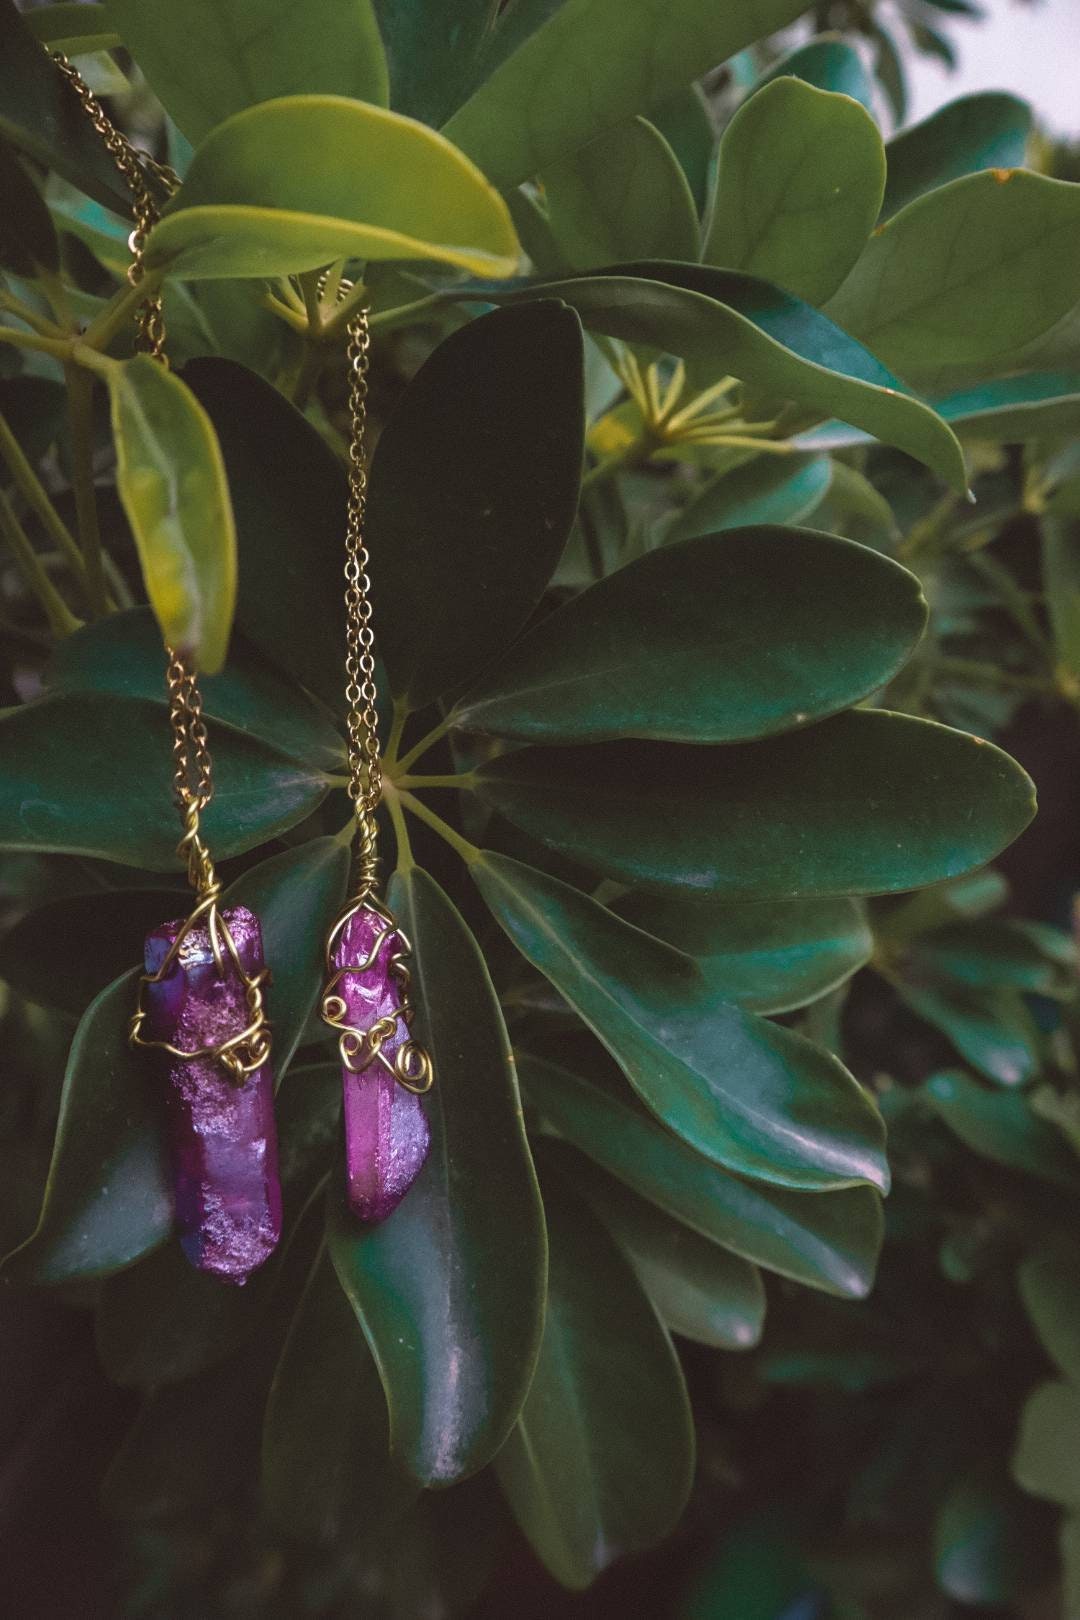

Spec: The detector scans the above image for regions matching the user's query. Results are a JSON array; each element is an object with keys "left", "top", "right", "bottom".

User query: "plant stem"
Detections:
[
  {"left": 0, "top": 325, "right": 72, "bottom": 360},
  {"left": 929, "top": 653, "right": 1057, "bottom": 695},
  {"left": 398, "top": 790, "right": 480, "bottom": 866},
  {"left": 0, "top": 290, "right": 66, "bottom": 339},
  {"left": 290, "top": 343, "right": 324, "bottom": 409},
  {"left": 0, "top": 488, "right": 80, "bottom": 637},
  {"left": 383, "top": 698, "right": 408, "bottom": 768},
  {"left": 0, "top": 407, "right": 89, "bottom": 597},
  {"left": 64, "top": 364, "right": 109, "bottom": 617},
  {"left": 81, "top": 274, "right": 162, "bottom": 353},
  {"left": 384, "top": 785, "right": 415, "bottom": 873},
  {"left": 581, "top": 435, "right": 654, "bottom": 492},
  {"left": 394, "top": 712, "right": 455, "bottom": 775},
  {"left": 262, "top": 291, "right": 308, "bottom": 333},
  {"left": 395, "top": 772, "right": 477, "bottom": 791}
]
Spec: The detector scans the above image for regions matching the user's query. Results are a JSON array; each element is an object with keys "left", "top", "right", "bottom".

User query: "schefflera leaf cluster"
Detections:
[{"left": 0, "top": 0, "right": 1058, "bottom": 1599}]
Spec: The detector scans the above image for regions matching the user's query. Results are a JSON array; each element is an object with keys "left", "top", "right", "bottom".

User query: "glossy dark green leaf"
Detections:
[
  {"left": 0, "top": 886, "right": 183, "bottom": 1016},
  {"left": 182, "top": 358, "right": 349, "bottom": 709},
  {"left": 1019, "top": 1242, "right": 1080, "bottom": 1385},
  {"left": 0, "top": 693, "right": 329, "bottom": 869},
  {"left": 667, "top": 454, "right": 832, "bottom": 542},
  {"left": 454, "top": 527, "right": 926, "bottom": 743},
  {"left": 615, "top": 893, "right": 873, "bottom": 1015},
  {"left": 147, "top": 96, "right": 518, "bottom": 281},
  {"left": 473, "top": 852, "right": 888, "bottom": 1192},
  {"left": 923, "top": 1071, "right": 1080, "bottom": 1191},
  {"left": 107, "top": 0, "right": 388, "bottom": 143},
  {"left": 49, "top": 607, "right": 344, "bottom": 770},
  {"left": 827, "top": 170, "right": 1080, "bottom": 393},
  {"left": 485, "top": 264, "right": 966, "bottom": 487},
  {"left": 705, "top": 78, "right": 885, "bottom": 305},
  {"left": 443, "top": 0, "right": 807, "bottom": 188},
  {"left": 882, "top": 94, "right": 1031, "bottom": 222},
  {"left": 367, "top": 302, "right": 583, "bottom": 709},
  {"left": 371, "top": 0, "right": 493, "bottom": 127},
  {"left": 474, "top": 711, "right": 1036, "bottom": 898},
  {"left": 650, "top": 84, "right": 715, "bottom": 217},
  {"left": 1043, "top": 515, "right": 1080, "bottom": 683},
  {"left": 1014, "top": 1382, "right": 1080, "bottom": 1507},
  {"left": 0, "top": 136, "right": 59, "bottom": 274},
  {"left": 1, "top": 968, "right": 171, "bottom": 1284},
  {"left": 551, "top": 1141, "right": 765, "bottom": 1348},
  {"left": 898, "top": 981, "right": 1041, "bottom": 1087},
  {"left": 542, "top": 117, "right": 699, "bottom": 269},
  {"left": 329, "top": 865, "right": 546, "bottom": 1485},
  {"left": 802, "top": 372, "right": 1080, "bottom": 450},
  {"left": 495, "top": 1167, "right": 694, "bottom": 1589},
  {"left": 95, "top": 1063, "right": 341, "bottom": 1388},
  {"left": 0, "top": 0, "right": 129, "bottom": 212},
  {"left": 25, "top": 4, "right": 120, "bottom": 53},
  {"left": 520, "top": 1053, "right": 883, "bottom": 1296},
  {"left": 106, "top": 355, "right": 236, "bottom": 674},
  {"left": 262, "top": 1250, "right": 416, "bottom": 1541},
  {"left": 910, "top": 919, "right": 1074, "bottom": 996},
  {"left": 757, "top": 35, "right": 874, "bottom": 109},
  {"left": 935, "top": 1464, "right": 1047, "bottom": 1606}
]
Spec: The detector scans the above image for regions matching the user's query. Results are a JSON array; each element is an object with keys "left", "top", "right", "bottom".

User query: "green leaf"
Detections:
[
  {"left": 25, "top": 4, "right": 121, "bottom": 54},
  {"left": 1043, "top": 516, "right": 1080, "bottom": 684},
  {"left": 551, "top": 1141, "right": 765, "bottom": 1348},
  {"left": 0, "top": 0, "right": 130, "bottom": 212},
  {"left": 106, "top": 0, "right": 388, "bottom": 143},
  {"left": 182, "top": 359, "right": 349, "bottom": 709},
  {"left": 370, "top": 0, "right": 493, "bottom": 127},
  {"left": 666, "top": 454, "right": 832, "bottom": 543},
  {"left": 367, "top": 302, "right": 583, "bottom": 710},
  {"left": 106, "top": 355, "right": 235, "bottom": 674},
  {"left": 262, "top": 1250, "right": 417, "bottom": 1541},
  {"left": 473, "top": 711, "right": 1036, "bottom": 897},
  {"left": 826, "top": 170, "right": 1080, "bottom": 393},
  {"left": 802, "top": 373, "right": 1080, "bottom": 450},
  {"left": 495, "top": 1165, "right": 694, "bottom": 1589},
  {"left": 882, "top": 94, "right": 1031, "bottom": 222},
  {"left": 486, "top": 264, "right": 967, "bottom": 487},
  {"left": 0, "top": 886, "right": 184, "bottom": 1016},
  {"left": 473, "top": 852, "right": 888, "bottom": 1192},
  {"left": 453, "top": 527, "right": 926, "bottom": 744},
  {"left": 614, "top": 893, "right": 873, "bottom": 1015},
  {"left": 442, "top": 0, "right": 808, "bottom": 189},
  {"left": 935, "top": 1464, "right": 1048, "bottom": 1607},
  {"left": 49, "top": 607, "right": 344, "bottom": 771},
  {"left": 542, "top": 116, "right": 699, "bottom": 269},
  {"left": 95, "top": 1063, "right": 342, "bottom": 1387},
  {"left": 705, "top": 78, "right": 885, "bottom": 306},
  {"left": 1014, "top": 1381, "right": 1080, "bottom": 1507},
  {"left": 650, "top": 84, "right": 716, "bottom": 217},
  {"left": 147, "top": 96, "right": 519, "bottom": 281},
  {"left": 0, "top": 136, "right": 59, "bottom": 274},
  {"left": 757, "top": 35, "right": 875, "bottom": 110},
  {"left": 1, "top": 968, "right": 171, "bottom": 1284},
  {"left": 910, "top": 919, "right": 1074, "bottom": 996},
  {"left": 520, "top": 1053, "right": 883, "bottom": 1296},
  {"left": 897, "top": 981, "right": 1041, "bottom": 1087},
  {"left": 923, "top": 1071, "right": 1080, "bottom": 1191},
  {"left": 1020, "top": 1243, "right": 1080, "bottom": 1388},
  {"left": 0, "top": 692, "right": 329, "bottom": 868},
  {"left": 328, "top": 865, "right": 547, "bottom": 1485}
]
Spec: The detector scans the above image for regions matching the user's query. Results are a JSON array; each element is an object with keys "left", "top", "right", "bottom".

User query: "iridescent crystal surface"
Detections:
[
  {"left": 143, "top": 904, "right": 282, "bottom": 1284},
  {"left": 333, "top": 905, "right": 430, "bottom": 1223}
]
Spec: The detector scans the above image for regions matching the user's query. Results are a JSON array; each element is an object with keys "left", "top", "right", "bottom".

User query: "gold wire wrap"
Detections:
[
  {"left": 53, "top": 55, "right": 272, "bottom": 1083},
  {"left": 319, "top": 290, "right": 434, "bottom": 1095}
]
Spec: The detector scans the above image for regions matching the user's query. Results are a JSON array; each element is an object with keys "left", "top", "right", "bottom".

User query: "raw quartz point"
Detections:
[
  {"left": 332, "top": 904, "right": 430, "bottom": 1223},
  {"left": 142, "top": 904, "right": 282, "bottom": 1284}
]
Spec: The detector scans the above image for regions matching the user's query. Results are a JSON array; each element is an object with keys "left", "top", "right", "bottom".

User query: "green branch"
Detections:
[{"left": 0, "top": 487, "right": 80, "bottom": 637}]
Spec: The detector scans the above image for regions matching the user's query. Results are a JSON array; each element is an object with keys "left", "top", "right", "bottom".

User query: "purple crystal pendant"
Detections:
[
  {"left": 322, "top": 898, "right": 432, "bottom": 1223},
  {"left": 133, "top": 903, "right": 282, "bottom": 1284}
]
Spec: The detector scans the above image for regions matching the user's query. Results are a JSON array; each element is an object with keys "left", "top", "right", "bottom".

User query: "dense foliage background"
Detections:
[{"left": 1, "top": 0, "right": 1079, "bottom": 1615}]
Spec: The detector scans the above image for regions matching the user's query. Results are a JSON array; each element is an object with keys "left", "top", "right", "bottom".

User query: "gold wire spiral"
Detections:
[
  {"left": 320, "top": 898, "right": 433, "bottom": 1094},
  {"left": 54, "top": 53, "right": 275, "bottom": 1085}
]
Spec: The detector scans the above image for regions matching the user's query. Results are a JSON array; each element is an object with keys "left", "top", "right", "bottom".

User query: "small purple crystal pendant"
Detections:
[
  {"left": 321, "top": 898, "right": 433, "bottom": 1223},
  {"left": 132, "top": 903, "right": 282, "bottom": 1284}
]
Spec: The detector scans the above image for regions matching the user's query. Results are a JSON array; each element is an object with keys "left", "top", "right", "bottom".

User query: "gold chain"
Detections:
[
  {"left": 342, "top": 304, "right": 383, "bottom": 890},
  {"left": 53, "top": 55, "right": 215, "bottom": 887}
]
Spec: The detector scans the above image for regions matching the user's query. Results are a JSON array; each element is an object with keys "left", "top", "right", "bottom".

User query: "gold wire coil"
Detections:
[{"left": 320, "top": 894, "right": 433, "bottom": 1095}]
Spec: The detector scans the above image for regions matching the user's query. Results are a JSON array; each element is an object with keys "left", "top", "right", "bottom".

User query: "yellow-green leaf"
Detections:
[
  {"left": 106, "top": 354, "right": 236, "bottom": 673},
  {"left": 147, "top": 95, "right": 519, "bottom": 281}
]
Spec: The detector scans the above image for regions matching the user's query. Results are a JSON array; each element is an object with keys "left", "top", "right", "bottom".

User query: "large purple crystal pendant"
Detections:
[
  {"left": 142, "top": 905, "right": 282, "bottom": 1284},
  {"left": 331, "top": 905, "right": 430, "bottom": 1223}
]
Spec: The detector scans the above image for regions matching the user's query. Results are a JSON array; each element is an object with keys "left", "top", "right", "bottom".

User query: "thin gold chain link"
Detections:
[
  {"left": 53, "top": 55, "right": 214, "bottom": 855},
  {"left": 342, "top": 306, "right": 382, "bottom": 853}
]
